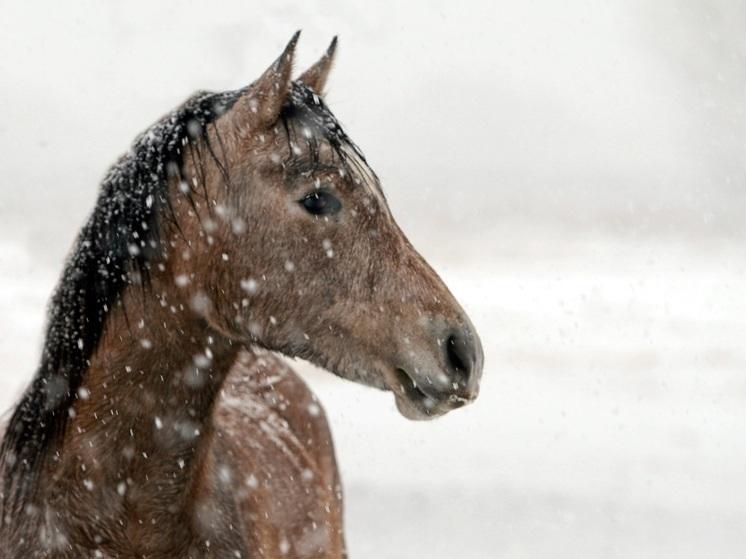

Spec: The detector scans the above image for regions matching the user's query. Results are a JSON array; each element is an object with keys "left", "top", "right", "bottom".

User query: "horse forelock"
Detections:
[{"left": 281, "top": 82, "right": 384, "bottom": 201}]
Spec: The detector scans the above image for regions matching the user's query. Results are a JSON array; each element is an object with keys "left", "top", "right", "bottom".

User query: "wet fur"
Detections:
[{"left": 0, "top": 36, "right": 478, "bottom": 557}]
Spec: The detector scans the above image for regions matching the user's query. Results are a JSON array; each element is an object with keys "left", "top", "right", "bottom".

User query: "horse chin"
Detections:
[
  {"left": 393, "top": 393, "right": 446, "bottom": 421},
  {"left": 387, "top": 367, "right": 474, "bottom": 421}
]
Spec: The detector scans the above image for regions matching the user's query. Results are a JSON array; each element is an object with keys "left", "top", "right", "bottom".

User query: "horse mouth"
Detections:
[
  {"left": 391, "top": 367, "right": 465, "bottom": 420},
  {"left": 394, "top": 368, "right": 431, "bottom": 402}
]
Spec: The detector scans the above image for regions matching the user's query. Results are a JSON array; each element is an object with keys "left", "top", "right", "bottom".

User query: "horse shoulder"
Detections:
[{"left": 197, "top": 348, "right": 345, "bottom": 558}]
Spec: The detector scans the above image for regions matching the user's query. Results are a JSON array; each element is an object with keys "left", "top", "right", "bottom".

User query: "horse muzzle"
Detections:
[{"left": 387, "top": 318, "right": 483, "bottom": 420}]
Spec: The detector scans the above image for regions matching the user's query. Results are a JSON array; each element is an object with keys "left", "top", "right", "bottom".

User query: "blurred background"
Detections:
[{"left": 2, "top": 1, "right": 746, "bottom": 557}]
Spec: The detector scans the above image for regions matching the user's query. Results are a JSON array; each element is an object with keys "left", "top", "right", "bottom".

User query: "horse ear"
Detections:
[
  {"left": 297, "top": 36, "right": 338, "bottom": 95},
  {"left": 234, "top": 31, "right": 300, "bottom": 130}
]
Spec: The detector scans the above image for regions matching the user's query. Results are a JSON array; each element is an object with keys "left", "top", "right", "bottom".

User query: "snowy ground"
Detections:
[{"left": 2, "top": 228, "right": 746, "bottom": 558}]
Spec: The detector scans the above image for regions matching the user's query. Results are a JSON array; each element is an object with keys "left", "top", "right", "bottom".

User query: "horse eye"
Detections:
[{"left": 299, "top": 190, "right": 341, "bottom": 216}]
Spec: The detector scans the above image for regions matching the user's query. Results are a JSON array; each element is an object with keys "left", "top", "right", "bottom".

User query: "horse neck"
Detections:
[{"left": 52, "top": 269, "right": 239, "bottom": 508}]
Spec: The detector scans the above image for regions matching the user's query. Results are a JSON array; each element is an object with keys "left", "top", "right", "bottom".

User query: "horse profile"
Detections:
[{"left": 0, "top": 33, "right": 483, "bottom": 558}]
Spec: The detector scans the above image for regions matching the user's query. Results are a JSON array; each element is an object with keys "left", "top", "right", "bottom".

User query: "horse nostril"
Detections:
[{"left": 445, "top": 333, "right": 473, "bottom": 382}]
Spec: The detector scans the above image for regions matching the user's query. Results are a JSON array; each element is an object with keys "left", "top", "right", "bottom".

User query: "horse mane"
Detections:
[
  {"left": 0, "top": 80, "right": 370, "bottom": 507},
  {"left": 0, "top": 87, "right": 242, "bottom": 506}
]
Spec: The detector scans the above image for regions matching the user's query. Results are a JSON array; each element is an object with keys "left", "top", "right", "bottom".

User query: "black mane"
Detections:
[
  {"left": 0, "top": 87, "right": 241, "bottom": 504},
  {"left": 0, "top": 80, "right": 368, "bottom": 506}
]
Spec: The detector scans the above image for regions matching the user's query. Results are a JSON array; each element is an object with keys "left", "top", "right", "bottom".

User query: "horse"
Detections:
[{"left": 0, "top": 32, "right": 484, "bottom": 558}]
